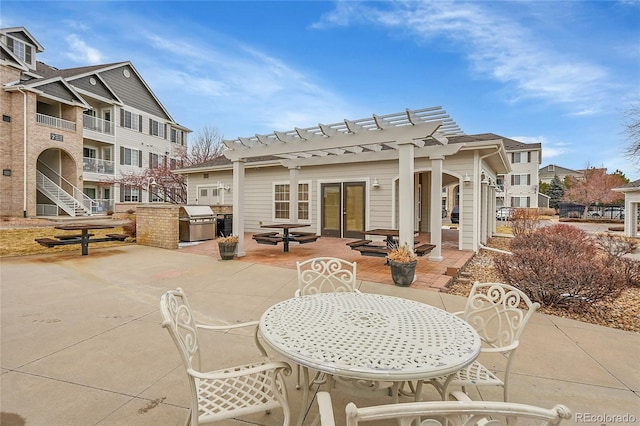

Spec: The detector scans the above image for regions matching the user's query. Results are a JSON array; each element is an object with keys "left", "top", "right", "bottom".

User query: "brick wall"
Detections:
[{"left": 136, "top": 204, "right": 179, "bottom": 250}]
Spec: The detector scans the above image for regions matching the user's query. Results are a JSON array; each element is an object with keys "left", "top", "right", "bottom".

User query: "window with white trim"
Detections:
[
  {"left": 120, "top": 109, "right": 141, "bottom": 131},
  {"left": 511, "top": 174, "right": 531, "bottom": 186},
  {"left": 511, "top": 196, "right": 530, "bottom": 208},
  {"left": 121, "top": 185, "right": 141, "bottom": 202},
  {"left": 7, "top": 36, "right": 33, "bottom": 66},
  {"left": 149, "top": 119, "right": 166, "bottom": 138},
  {"left": 120, "top": 147, "right": 142, "bottom": 167},
  {"left": 512, "top": 152, "right": 531, "bottom": 163},
  {"left": 171, "top": 128, "right": 184, "bottom": 145},
  {"left": 273, "top": 181, "right": 311, "bottom": 221}
]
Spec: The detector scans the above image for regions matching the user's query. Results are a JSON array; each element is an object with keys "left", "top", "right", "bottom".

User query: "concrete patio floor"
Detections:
[{"left": 1, "top": 241, "right": 639, "bottom": 425}]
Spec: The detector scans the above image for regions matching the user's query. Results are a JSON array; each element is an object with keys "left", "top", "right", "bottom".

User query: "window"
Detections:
[
  {"left": 83, "top": 147, "right": 97, "bottom": 159},
  {"left": 149, "top": 119, "right": 166, "bottom": 138},
  {"left": 120, "top": 109, "right": 141, "bottom": 131},
  {"left": 511, "top": 196, "right": 531, "bottom": 208},
  {"left": 273, "top": 182, "right": 310, "bottom": 221},
  {"left": 121, "top": 185, "right": 141, "bottom": 202},
  {"left": 547, "top": 165, "right": 555, "bottom": 172},
  {"left": 511, "top": 174, "right": 531, "bottom": 186},
  {"left": 120, "top": 147, "right": 142, "bottom": 167},
  {"left": 171, "top": 128, "right": 184, "bottom": 145},
  {"left": 7, "top": 37, "right": 33, "bottom": 65},
  {"left": 512, "top": 152, "right": 531, "bottom": 163},
  {"left": 149, "top": 153, "right": 166, "bottom": 169}
]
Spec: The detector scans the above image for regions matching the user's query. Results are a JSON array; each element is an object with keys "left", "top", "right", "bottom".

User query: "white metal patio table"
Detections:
[{"left": 259, "top": 292, "right": 481, "bottom": 425}]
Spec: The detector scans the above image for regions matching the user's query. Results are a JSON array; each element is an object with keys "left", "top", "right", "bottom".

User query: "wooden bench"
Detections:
[
  {"left": 352, "top": 245, "right": 390, "bottom": 258},
  {"left": 105, "top": 233, "right": 129, "bottom": 241},
  {"left": 346, "top": 239, "right": 372, "bottom": 248},
  {"left": 253, "top": 232, "right": 279, "bottom": 238},
  {"left": 414, "top": 243, "right": 436, "bottom": 257},
  {"left": 35, "top": 238, "right": 76, "bottom": 248},
  {"left": 252, "top": 235, "right": 285, "bottom": 245},
  {"left": 55, "top": 233, "right": 94, "bottom": 240},
  {"left": 290, "top": 234, "right": 319, "bottom": 244}
]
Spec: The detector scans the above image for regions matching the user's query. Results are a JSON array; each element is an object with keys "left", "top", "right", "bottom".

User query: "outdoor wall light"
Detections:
[
  {"left": 217, "top": 181, "right": 230, "bottom": 191},
  {"left": 463, "top": 173, "right": 471, "bottom": 184},
  {"left": 372, "top": 178, "right": 380, "bottom": 188}
]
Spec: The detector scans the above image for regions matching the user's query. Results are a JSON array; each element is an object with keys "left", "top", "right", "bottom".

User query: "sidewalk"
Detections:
[{"left": 1, "top": 244, "right": 639, "bottom": 425}]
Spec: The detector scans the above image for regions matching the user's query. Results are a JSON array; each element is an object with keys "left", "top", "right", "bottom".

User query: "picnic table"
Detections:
[
  {"left": 35, "top": 223, "right": 128, "bottom": 256},
  {"left": 346, "top": 228, "right": 435, "bottom": 259},
  {"left": 252, "top": 223, "right": 318, "bottom": 252}
]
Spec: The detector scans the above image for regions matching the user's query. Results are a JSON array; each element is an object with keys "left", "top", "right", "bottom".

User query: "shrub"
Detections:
[
  {"left": 592, "top": 233, "right": 640, "bottom": 287},
  {"left": 122, "top": 218, "right": 136, "bottom": 238},
  {"left": 494, "top": 224, "right": 625, "bottom": 308},
  {"left": 510, "top": 208, "right": 540, "bottom": 237}
]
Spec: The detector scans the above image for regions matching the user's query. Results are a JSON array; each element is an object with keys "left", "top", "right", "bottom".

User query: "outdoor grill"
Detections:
[{"left": 179, "top": 205, "right": 215, "bottom": 242}]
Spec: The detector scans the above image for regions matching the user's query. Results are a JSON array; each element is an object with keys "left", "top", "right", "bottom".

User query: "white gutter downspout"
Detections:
[{"left": 17, "top": 87, "right": 27, "bottom": 218}]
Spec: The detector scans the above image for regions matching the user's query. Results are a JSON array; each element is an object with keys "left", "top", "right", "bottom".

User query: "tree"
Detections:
[
  {"left": 547, "top": 175, "right": 565, "bottom": 210},
  {"left": 623, "top": 103, "right": 640, "bottom": 171},
  {"left": 538, "top": 181, "right": 549, "bottom": 195},
  {"left": 562, "top": 168, "right": 626, "bottom": 217},
  {"left": 105, "top": 125, "right": 225, "bottom": 204},
  {"left": 182, "top": 125, "right": 225, "bottom": 166}
]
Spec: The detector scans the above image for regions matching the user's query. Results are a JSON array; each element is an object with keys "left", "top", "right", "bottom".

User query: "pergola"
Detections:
[{"left": 222, "top": 107, "right": 466, "bottom": 257}]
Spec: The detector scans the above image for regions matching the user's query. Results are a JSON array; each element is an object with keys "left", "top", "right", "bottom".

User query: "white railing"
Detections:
[
  {"left": 83, "top": 157, "right": 115, "bottom": 174},
  {"left": 83, "top": 115, "right": 114, "bottom": 135},
  {"left": 92, "top": 199, "right": 115, "bottom": 214},
  {"left": 36, "top": 113, "right": 76, "bottom": 131},
  {"left": 37, "top": 161, "right": 98, "bottom": 216}
]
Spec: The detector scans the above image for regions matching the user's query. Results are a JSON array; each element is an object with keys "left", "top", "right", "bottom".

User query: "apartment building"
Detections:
[
  {"left": 0, "top": 27, "right": 190, "bottom": 218},
  {"left": 497, "top": 137, "right": 542, "bottom": 208}
]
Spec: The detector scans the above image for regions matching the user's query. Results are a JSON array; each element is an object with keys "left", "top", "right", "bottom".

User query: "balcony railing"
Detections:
[
  {"left": 83, "top": 157, "right": 115, "bottom": 174},
  {"left": 36, "top": 113, "right": 76, "bottom": 131},
  {"left": 92, "top": 199, "right": 115, "bottom": 214},
  {"left": 83, "top": 115, "right": 114, "bottom": 135}
]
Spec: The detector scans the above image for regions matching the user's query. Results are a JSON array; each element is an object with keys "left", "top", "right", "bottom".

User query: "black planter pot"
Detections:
[
  {"left": 388, "top": 259, "right": 417, "bottom": 286},
  {"left": 218, "top": 242, "right": 237, "bottom": 260}
]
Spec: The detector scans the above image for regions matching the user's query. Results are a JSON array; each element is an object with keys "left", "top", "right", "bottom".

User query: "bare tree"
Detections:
[
  {"left": 562, "top": 168, "right": 626, "bottom": 216},
  {"left": 623, "top": 103, "right": 640, "bottom": 170},
  {"left": 183, "top": 125, "right": 225, "bottom": 166},
  {"left": 105, "top": 125, "right": 224, "bottom": 205}
]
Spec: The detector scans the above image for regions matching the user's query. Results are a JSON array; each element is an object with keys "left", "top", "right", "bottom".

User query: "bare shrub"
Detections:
[
  {"left": 510, "top": 208, "right": 539, "bottom": 237},
  {"left": 592, "top": 233, "right": 640, "bottom": 287},
  {"left": 494, "top": 224, "right": 625, "bottom": 308},
  {"left": 122, "top": 218, "right": 136, "bottom": 238}
]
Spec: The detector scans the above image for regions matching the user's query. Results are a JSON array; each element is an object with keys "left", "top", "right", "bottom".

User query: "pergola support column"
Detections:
[
  {"left": 429, "top": 156, "right": 444, "bottom": 261},
  {"left": 289, "top": 166, "right": 299, "bottom": 223},
  {"left": 397, "top": 140, "right": 415, "bottom": 249},
  {"left": 232, "top": 159, "right": 246, "bottom": 257}
]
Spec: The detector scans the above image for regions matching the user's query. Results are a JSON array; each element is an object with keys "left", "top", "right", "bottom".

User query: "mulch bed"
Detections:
[{"left": 448, "top": 237, "right": 640, "bottom": 333}]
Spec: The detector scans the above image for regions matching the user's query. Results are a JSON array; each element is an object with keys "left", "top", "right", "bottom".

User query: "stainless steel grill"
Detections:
[{"left": 179, "top": 205, "right": 215, "bottom": 242}]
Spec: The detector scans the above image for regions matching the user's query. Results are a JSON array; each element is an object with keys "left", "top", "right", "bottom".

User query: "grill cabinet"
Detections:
[{"left": 179, "top": 205, "right": 215, "bottom": 242}]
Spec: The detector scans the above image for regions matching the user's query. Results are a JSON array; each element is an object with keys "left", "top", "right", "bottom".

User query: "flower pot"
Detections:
[
  {"left": 218, "top": 242, "right": 237, "bottom": 260},
  {"left": 388, "top": 259, "right": 417, "bottom": 286}
]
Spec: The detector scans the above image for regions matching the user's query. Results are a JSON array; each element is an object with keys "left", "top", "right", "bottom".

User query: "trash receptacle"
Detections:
[
  {"left": 216, "top": 214, "right": 233, "bottom": 237},
  {"left": 179, "top": 206, "right": 215, "bottom": 242}
]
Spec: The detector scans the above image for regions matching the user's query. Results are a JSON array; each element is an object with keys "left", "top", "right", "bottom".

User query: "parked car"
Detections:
[
  {"left": 450, "top": 205, "right": 459, "bottom": 223},
  {"left": 588, "top": 207, "right": 624, "bottom": 220},
  {"left": 496, "top": 207, "right": 514, "bottom": 220}
]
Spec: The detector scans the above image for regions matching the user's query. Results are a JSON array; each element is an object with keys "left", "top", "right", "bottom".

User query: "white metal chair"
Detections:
[
  {"left": 296, "top": 257, "right": 360, "bottom": 297},
  {"left": 294, "top": 257, "right": 361, "bottom": 390},
  {"left": 426, "top": 282, "right": 540, "bottom": 402},
  {"left": 316, "top": 391, "right": 571, "bottom": 426},
  {"left": 160, "top": 288, "right": 292, "bottom": 425}
]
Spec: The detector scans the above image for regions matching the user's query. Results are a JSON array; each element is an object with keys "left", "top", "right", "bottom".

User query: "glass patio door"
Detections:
[{"left": 321, "top": 182, "right": 365, "bottom": 238}]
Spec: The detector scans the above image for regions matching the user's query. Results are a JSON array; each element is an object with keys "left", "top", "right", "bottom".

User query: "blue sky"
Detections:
[{"left": 3, "top": 1, "right": 640, "bottom": 179}]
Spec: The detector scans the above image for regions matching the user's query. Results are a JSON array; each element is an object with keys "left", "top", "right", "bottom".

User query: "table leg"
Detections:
[
  {"left": 297, "top": 366, "right": 311, "bottom": 426},
  {"left": 283, "top": 229, "right": 290, "bottom": 252},
  {"left": 81, "top": 229, "right": 89, "bottom": 256}
]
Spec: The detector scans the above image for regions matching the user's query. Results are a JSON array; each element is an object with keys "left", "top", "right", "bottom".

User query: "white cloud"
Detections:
[
  {"left": 64, "top": 34, "right": 103, "bottom": 64},
  {"left": 137, "top": 30, "right": 352, "bottom": 135},
  {"left": 313, "top": 2, "right": 615, "bottom": 113}
]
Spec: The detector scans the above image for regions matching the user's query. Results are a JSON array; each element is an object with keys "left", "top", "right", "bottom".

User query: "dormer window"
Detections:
[{"left": 7, "top": 36, "right": 34, "bottom": 67}]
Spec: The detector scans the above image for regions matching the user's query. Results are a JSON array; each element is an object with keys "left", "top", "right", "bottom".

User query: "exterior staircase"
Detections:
[{"left": 36, "top": 167, "right": 96, "bottom": 217}]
